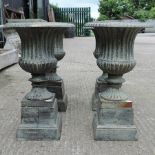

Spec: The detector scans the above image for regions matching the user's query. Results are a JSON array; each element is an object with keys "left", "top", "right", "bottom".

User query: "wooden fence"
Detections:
[{"left": 54, "top": 7, "right": 91, "bottom": 36}]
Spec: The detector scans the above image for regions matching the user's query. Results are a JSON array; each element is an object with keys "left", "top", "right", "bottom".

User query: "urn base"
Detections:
[
  {"left": 92, "top": 78, "right": 107, "bottom": 111},
  {"left": 16, "top": 97, "right": 62, "bottom": 141},
  {"left": 47, "top": 79, "right": 68, "bottom": 112},
  {"left": 93, "top": 99, "right": 137, "bottom": 141}
]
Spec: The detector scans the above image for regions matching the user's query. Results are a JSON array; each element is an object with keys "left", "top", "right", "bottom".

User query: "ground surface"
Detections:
[{"left": 0, "top": 34, "right": 155, "bottom": 155}]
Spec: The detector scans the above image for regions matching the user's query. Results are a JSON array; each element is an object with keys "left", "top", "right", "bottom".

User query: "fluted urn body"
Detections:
[
  {"left": 18, "top": 26, "right": 57, "bottom": 100},
  {"left": 97, "top": 26, "right": 137, "bottom": 101}
]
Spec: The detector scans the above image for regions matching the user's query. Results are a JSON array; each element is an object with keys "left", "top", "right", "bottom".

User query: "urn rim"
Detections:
[
  {"left": 85, "top": 20, "right": 152, "bottom": 28},
  {"left": 1, "top": 22, "right": 75, "bottom": 29}
]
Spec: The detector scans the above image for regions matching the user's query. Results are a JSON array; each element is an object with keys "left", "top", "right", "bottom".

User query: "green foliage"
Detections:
[
  {"left": 133, "top": 9, "right": 150, "bottom": 21},
  {"left": 149, "top": 7, "right": 155, "bottom": 18},
  {"left": 132, "top": 6, "right": 155, "bottom": 20},
  {"left": 98, "top": 0, "right": 133, "bottom": 20},
  {"left": 131, "top": 0, "right": 155, "bottom": 10},
  {"left": 98, "top": 15, "right": 109, "bottom": 21},
  {"left": 98, "top": 0, "right": 155, "bottom": 20}
]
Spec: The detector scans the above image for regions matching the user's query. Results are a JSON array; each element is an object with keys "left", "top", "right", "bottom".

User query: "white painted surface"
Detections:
[{"left": 0, "top": 49, "right": 18, "bottom": 70}]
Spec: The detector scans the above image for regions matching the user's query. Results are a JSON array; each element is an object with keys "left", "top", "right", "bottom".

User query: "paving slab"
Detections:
[{"left": 0, "top": 34, "right": 155, "bottom": 155}]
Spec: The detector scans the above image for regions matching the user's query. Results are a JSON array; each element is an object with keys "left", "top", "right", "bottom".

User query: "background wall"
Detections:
[{"left": 4, "top": 0, "right": 23, "bottom": 9}]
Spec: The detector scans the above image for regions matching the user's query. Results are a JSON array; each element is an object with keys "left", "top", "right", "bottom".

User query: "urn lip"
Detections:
[
  {"left": 1, "top": 22, "right": 75, "bottom": 29},
  {"left": 85, "top": 20, "right": 152, "bottom": 28},
  {"left": 7, "top": 19, "right": 47, "bottom": 23}
]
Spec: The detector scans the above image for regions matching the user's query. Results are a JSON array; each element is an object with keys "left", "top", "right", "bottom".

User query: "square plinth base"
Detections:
[
  {"left": 16, "top": 114, "right": 62, "bottom": 141},
  {"left": 47, "top": 80, "right": 67, "bottom": 112},
  {"left": 93, "top": 114, "right": 137, "bottom": 141},
  {"left": 93, "top": 98, "right": 138, "bottom": 141},
  {"left": 17, "top": 97, "right": 62, "bottom": 141}
]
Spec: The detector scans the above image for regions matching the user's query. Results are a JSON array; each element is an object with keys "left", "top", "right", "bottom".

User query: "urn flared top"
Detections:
[{"left": 85, "top": 20, "right": 152, "bottom": 28}]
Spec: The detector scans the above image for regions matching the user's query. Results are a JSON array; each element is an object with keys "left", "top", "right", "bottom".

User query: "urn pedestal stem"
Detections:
[
  {"left": 85, "top": 21, "right": 151, "bottom": 141},
  {"left": 91, "top": 28, "right": 108, "bottom": 111},
  {"left": 46, "top": 28, "right": 69, "bottom": 112}
]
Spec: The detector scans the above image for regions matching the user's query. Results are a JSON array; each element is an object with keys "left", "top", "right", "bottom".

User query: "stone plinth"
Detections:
[
  {"left": 93, "top": 100, "right": 137, "bottom": 141},
  {"left": 17, "top": 96, "right": 62, "bottom": 141}
]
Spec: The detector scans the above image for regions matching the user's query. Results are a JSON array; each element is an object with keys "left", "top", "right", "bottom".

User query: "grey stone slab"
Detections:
[
  {"left": 16, "top": 114, "right": 62, "bottom": 141},
  {"left": 93, "top": 113, "right": 137, "bottom": 141}
]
